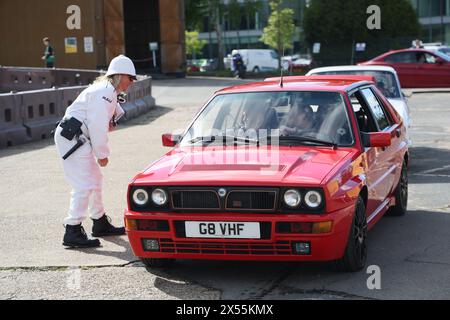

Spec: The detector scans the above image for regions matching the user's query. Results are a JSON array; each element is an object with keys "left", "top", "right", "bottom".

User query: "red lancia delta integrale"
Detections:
[{"left": 125, "top": 75, "right": 408, "bottom": 272}]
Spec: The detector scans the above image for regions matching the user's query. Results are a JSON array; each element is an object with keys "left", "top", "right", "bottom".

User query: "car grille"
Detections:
[
  {"left": 226, "top": 191, "right": 276, "bottom": 211},
  {"left": 170, "top": 188, "right": 278, "bottom": 212},
  {"left": 171, "top": 190, "right": 220, "bottom": 209},
  {"left": 158, "top": 238, "right": 293, "bottom": 255}
]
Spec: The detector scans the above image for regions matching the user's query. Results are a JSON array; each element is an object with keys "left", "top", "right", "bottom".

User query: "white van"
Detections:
[{"left": 233, "top": 49, "right": 280, "bottom": 73}]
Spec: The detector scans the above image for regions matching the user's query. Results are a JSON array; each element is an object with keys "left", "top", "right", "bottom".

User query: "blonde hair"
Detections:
[{"left": 94, "top": 74, "right": 122, "bottom": 89}]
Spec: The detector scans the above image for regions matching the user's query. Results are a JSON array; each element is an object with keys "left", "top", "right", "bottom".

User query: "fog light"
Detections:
[
  {"left": 142, "top": 239, "right": 160, "bottom": 252},
  {"left": 293, "top": 242, "right": 311, "bottom": 255}
]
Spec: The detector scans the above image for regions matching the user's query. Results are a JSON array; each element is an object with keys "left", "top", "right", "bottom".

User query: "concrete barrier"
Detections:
[
  {"left": 0, "top": 67, "right": 55, "bottom": 92},
  {"left": 0, "top": 93, "right": 28, "bottom": 147},
  {"left": 53, "top": 69, "right": 101, "bottom": 87},
  {"left": 60, "top": 86, "right": 87, "bottom": 116},
  {"left": 18, "top": 88, "right": 62, "bottom": 141},
  {"left": 0, "top": 68, "right": 155, "bottom": 149}
]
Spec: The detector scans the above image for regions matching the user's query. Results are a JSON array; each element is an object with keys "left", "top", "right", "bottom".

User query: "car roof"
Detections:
[
  {"left": 307, "top": 65, "right": 397, "bottom": 74},
  {"left": 216, "top": 75, "right": 375, "bottom": 94},
  {"left": 379, "top": 48, "right": 439, "bottom": 56}
]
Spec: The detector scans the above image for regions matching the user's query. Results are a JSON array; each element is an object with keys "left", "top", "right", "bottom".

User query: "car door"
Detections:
[
  {"left": 349, "top": 89, "right": 387, "bottom": 216},
  {"left": 383, "top": 52, "right": 419, "bottom": 88},
  {"left": 416, "top": 52, "right": 450, "bottom": 87},
  {"left": 360, "top": 87, "right": 402, "bottom": 208}
]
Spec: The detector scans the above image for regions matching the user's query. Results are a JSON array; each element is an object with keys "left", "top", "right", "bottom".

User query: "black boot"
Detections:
[
  {"left": 63, "top": 224, "right": 101, "bottom": 248},
  {"left": 92, "top": 214, "right": 126, "bottom": 237}
]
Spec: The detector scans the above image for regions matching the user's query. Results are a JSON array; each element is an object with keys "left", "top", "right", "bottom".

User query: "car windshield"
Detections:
[
  {"left": 180, "top": 91, "right": 354, "bottom": 147},
  {"left": 434, "top": 49, "right": 450, "bottom": 60},
  {"left": 314, "top": 70, "right": 401, "bottom": 99}
]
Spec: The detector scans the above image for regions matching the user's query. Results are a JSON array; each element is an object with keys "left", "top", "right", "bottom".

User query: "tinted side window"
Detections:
[
  {"left": 360, "top": 88, "right": 390, "bottom": 130},
  {"left": 270, "top": 50, "right": 279, "bottom": 59},
  {"left": 384, "top": 52, "right": 416, "bottom": 63}
]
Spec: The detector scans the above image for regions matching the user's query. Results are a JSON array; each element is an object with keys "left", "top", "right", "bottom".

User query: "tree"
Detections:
[
  {"left": 303, "top": 0, "right": 420, "bottom": 65},
  {"left": 227, "top": 0, "right": 242, "bottom": 48},
  {"left": 260, "top": 0, "right": 295, "bottom": 69},
  {"left": 206, "top": 0, "right": 226, "bottom": 69},
  {"left": 186, "top": 31, "right": 207, "bottom": 60},
  {"left": 185, "top": 0, "right": 208, "bottom": 31}
]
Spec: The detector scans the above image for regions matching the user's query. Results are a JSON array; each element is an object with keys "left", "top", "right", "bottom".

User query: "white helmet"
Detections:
[
  {"left": 106, "top": 55, "right": 137, "bottom": 80},
  {"left": 232, "top": 49, "right": 239, "bottom": 56}
]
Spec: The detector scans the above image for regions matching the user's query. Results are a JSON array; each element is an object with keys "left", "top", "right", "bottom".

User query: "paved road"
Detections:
[{"left": 1, "top": 78, "right": 450, "bottom": 300}]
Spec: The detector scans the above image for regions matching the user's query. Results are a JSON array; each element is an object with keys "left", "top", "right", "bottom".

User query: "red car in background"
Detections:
[
  {"left": 124, "top": 76, "right": 409, "bottom": 272},
  {"left": 359, "top": 49, "right": 450, "bottom": 88}
]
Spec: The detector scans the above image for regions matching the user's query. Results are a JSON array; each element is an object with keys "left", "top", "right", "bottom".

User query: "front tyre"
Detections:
[
  {"left": 336, "top": 196, "right": 368, "bottom": 272},
  {"left": 387, "top": 162, "right": 408, "bottom": 216}
]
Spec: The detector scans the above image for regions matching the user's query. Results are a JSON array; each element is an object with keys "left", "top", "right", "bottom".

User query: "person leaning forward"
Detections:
[{"left": 54, "top": 55, "right": 137, "bottom": 248}]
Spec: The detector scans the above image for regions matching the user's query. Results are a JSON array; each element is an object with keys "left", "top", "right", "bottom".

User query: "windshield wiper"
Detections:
[
  {"left": 271, "top": 135, "right": 338, "bottom": 149},
  {"left": 188, "top": 135, "right": 259, "bottom": 146}
]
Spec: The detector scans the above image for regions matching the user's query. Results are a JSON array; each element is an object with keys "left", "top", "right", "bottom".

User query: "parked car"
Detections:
[
  {"left": 125, "top": 75, "right": 409, "bottom": 272},
  {"left": 358, "top": 48, "right": 450, "bottom": 88},
  {"left": 421, "top": 42, "right": 450, "bottom": 57},
  {"left": 283, "top": 54, "right": 314, "bottom": 70},
  {"left": 199, "top": 59, "right": 218, "bottom": 72},
  {"left": 234, "top": 49, "right": 280, "bottom": 73},
  {"left": 306, "top": 66, "right": 411, "bottom": 144}
]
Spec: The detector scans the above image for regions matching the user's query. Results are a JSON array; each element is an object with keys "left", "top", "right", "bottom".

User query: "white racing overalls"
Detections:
[{"left": 54, "top": 81, "right": 122, "bottom": 226}]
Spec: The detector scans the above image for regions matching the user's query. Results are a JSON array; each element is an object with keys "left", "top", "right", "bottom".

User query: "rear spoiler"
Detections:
[{"left": 264, "top": 75, "right": 376, "bottom": 84}]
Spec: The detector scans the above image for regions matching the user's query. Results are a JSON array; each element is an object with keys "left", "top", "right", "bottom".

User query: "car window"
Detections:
[
  {"left": 384, "top": 52, "right": 417, "bottom": 63},
  {"left": 270, "top": 51, "right": 279, "bottom": 60},
  {"left": 360, "top": 88, "right": 390, "bottom": 131},
  {"left": 349, "top": 91, "right": 378, "bottom": 133},
  {"left": 181, "top": 91, "right": 355, "bottom": 147},
  {"left": 312, "top": 70, "right": 401, "bottom": 99},
  {"left": 415, "top": 52, "right": 438, "bottom": 64}
]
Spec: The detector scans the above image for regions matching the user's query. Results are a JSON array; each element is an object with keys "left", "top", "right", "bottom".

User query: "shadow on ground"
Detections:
[{"left": 141, "top": 209, "right": 450, "bottom": 299}]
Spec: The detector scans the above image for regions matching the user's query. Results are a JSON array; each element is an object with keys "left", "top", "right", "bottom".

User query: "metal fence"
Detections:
[{"left": 0, "top": 67, "right": 155, "bottom": 148}]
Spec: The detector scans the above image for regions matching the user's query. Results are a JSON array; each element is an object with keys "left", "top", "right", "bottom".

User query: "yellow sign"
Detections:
[{"left": 65, "top": 37, "right": 77, "bottom": 54}]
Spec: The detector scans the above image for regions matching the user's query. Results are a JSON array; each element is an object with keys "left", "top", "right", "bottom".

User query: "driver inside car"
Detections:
[{"left": 279, "top": 102, "right": 314, "bottom": 136}]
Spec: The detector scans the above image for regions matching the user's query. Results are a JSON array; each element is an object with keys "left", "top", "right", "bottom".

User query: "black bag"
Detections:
[{"left": 59, "top": 117, "right": 83, "bottom": 141}]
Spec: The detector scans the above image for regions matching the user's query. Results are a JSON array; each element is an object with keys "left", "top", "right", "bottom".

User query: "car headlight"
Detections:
[
  {"left": 284, "top": 189, "right": 301, "bottom": 208},
  {"left": 132, "top": 188, "right": 149, "bottom": 206},
  {"left": 305, "top": 190, "right": 322, "bottom": 208},
  {"left": 151, "top": 188, "right": 168, "bottom": 206}
]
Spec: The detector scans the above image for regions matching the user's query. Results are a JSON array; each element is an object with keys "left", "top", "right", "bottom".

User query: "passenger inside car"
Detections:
[{"left": 279, "top": 101, "right": 314, "bottom": 136}]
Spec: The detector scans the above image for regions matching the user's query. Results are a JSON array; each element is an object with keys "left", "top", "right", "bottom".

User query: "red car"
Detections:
[
  {"left": 359, "top": 48, "right": 450, "bottom": 88},
  {"left": 124, "top": 75, "right": 409, "bottom": 272}
]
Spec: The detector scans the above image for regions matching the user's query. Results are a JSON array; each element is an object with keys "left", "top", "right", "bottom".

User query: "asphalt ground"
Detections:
[{"left": 1, "top": 78, "right": 450, "bottom": 300}]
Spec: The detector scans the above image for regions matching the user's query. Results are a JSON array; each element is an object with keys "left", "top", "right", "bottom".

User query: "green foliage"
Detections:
[
  {"left": 185, "top": 0, "right": 208, "bottom": 31},
  {"left": 185, "top": 31, "right": 207, "bottom": 59},
  {"left": 303, "top": 0, "right": 420, "bottom": 45},
  {"left": 260, "top": 0, "right": 295, "bottom": 67}
]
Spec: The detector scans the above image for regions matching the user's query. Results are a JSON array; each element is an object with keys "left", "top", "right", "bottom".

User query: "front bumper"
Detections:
[{"left": 124, "top": 205, "right": 355, "bottom": 262}]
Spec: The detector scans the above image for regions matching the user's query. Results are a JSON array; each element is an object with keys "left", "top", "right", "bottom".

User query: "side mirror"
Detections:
[
  {"left": 361, "top": 132, "right": 391, "bottom": 148},
  {"left": 162, "top": 133, "right": 181, "bottom": 147}
]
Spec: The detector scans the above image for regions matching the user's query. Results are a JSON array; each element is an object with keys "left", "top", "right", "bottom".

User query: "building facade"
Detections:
[
  {"left": 410, "top": 0, "right": 450, "bottom": 44},
  {"left": 197, "top": 0, "right": 308, "bottom": 58},
  {"left": 0, "top": 0, "right": 186, "bottom": 75}
]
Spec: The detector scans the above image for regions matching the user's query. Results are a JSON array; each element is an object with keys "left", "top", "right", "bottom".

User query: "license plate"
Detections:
[{"left": 185, "top": 221, "right": 261, "bottom": 239}]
